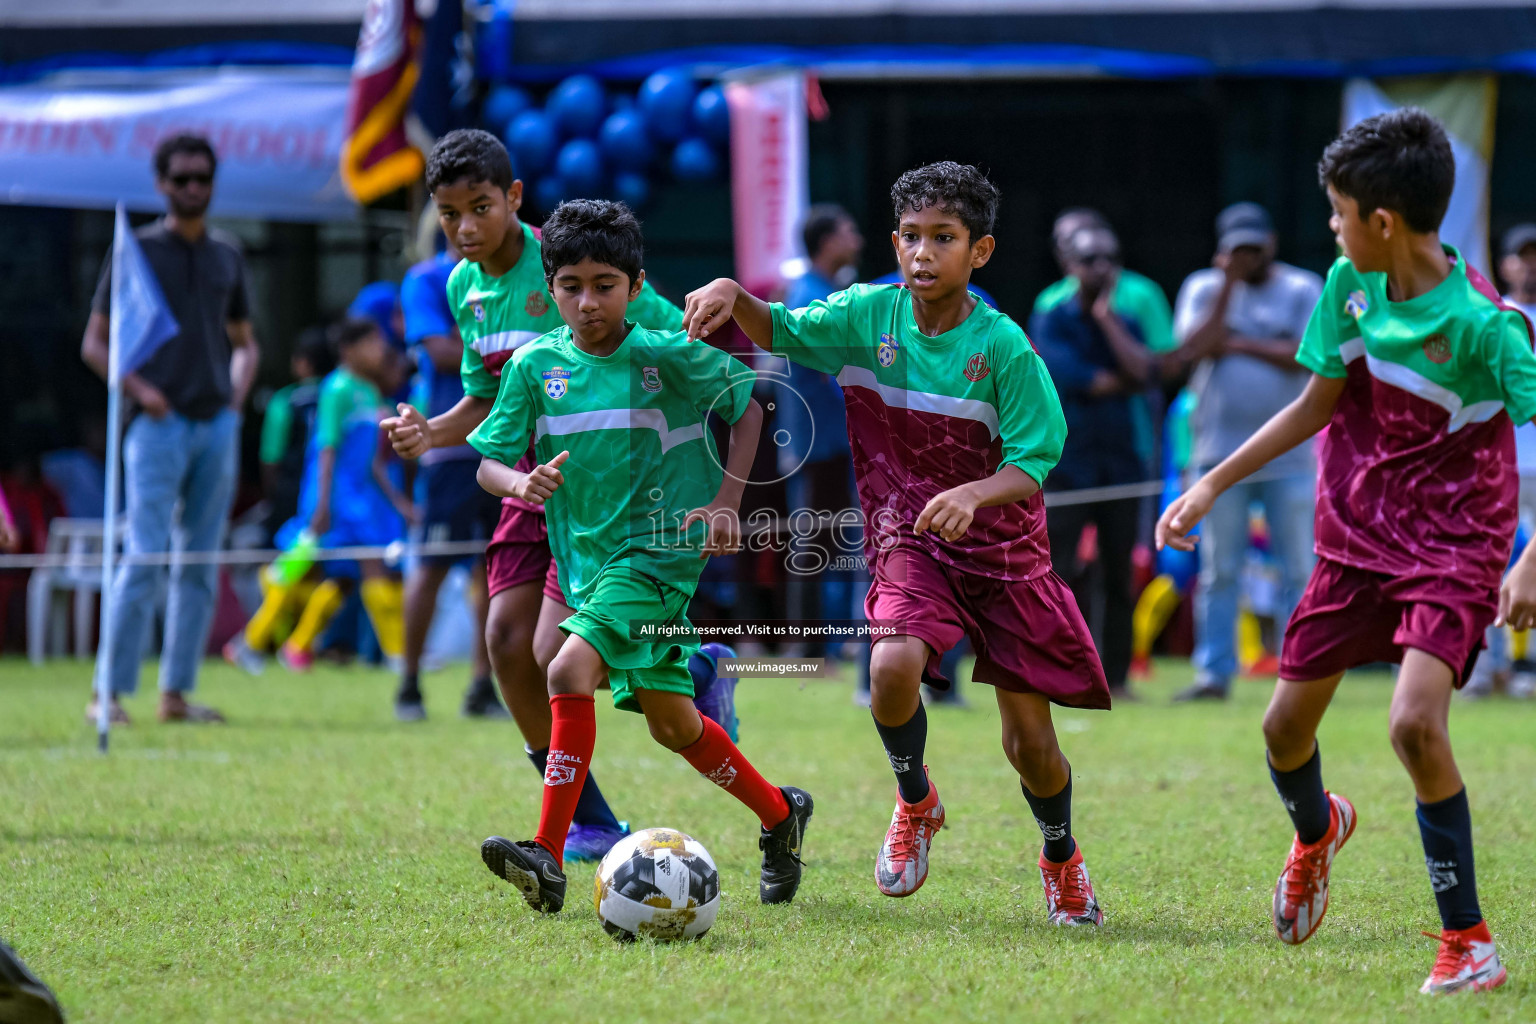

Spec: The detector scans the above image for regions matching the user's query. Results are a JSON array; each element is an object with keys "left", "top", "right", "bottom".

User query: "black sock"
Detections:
[
  {"left": 397, "top": 671, "right": 421, "bottom": 702},
  {"left": 526, "top": 745, "right": 623, "bottom": 831},
  {"left": 467, "top": 675, "right": 494, "bottom": 699},
  {"left": 1021, "top": 773, "right": 1077, "bottom": 863},
  {"left": 872, "top": 702, "right": 930, "bottom": 804},
  {"left": 1417, "top": 787, "right": 1483, "bottom": 931},
  {"left": 1269, "top": 743, "right": 1331, "bottom": 845}
]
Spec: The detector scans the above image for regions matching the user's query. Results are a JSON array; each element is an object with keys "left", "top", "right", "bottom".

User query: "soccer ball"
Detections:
[{"left": 593, "top": 828, "right": 721, "bottom": 941}]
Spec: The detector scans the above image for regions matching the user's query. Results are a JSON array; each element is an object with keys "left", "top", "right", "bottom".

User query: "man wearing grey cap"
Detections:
[{"left": 1168, "top": 203, "right": 1323, "bottom": 702}]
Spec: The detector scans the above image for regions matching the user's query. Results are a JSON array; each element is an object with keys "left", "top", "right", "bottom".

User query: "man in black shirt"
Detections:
[{"left": 82, "top": 134, "right": 259, "bottom": 724}]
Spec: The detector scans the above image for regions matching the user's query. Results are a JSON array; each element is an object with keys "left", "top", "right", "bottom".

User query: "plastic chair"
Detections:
[{"left": 26, "top": 518, "right": 120, "bottom": 664}]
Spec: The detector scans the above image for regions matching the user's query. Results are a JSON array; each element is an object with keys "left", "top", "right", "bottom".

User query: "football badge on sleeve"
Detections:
[{"left": 543, "top": 367, "right": 572, "bottom": 399}]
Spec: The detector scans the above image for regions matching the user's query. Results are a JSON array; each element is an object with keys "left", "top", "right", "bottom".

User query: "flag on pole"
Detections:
[
  {"left": 340, "top": 0, "right": 426, "bottom": 204},
  {"left": 110, "top": 204, "right": 179, "bottom": 379},
  {"left": 96, "top": 204, "right": 178, "bottom": 751}
]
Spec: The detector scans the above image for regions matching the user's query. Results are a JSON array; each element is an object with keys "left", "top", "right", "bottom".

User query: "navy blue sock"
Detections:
[
  {"left": 1021, "top": 773, "right": 1077, "bottom": 863},
  {"left": 1269, "top": 743, "right": 1331, "bottom": 845},
  {"left": 872, "top": 703, "right": 930, "bottom": 804},
  {"left": 526, "top": 745, "right": 622, "bottom": 831},
  {"left": 1417, "top": 787, "right": 1483, "bottom": 931}
]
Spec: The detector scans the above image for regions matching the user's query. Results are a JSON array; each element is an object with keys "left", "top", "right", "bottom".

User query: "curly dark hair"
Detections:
[
  {"left": 540, "top": 199, "right": 644, "bottom": 284},
  {"left": 890, "top": 162, "right": 999, "bottom": 243},
  {"left": 425, "top": 128, "right": 514, "bottom": 193},
  {"left": 153, "top": 134, "right": 217, "bottom": 179},
  {"left": 1317, "top": 107, "right": 1454, "bottom": 234}
]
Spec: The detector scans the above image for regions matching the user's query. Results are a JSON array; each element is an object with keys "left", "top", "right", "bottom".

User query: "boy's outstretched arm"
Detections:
[
  {"left": 683, "top": 279, "right": 773, "bottom": 349},
  {"left": 1156, "top": 372, "right": 1345, "bottom": 552},
  {"left": 914, "top": 464, "right": 1039, "bottom": 543},
  {"left": 383, "top": 395, "right": 494, "bottom": 459},
  {"left": 684, "top": 398, "right": 763, "bottom": 557},
  {"left": 477, "top": 450, "right": 569, "bottom": 503}
]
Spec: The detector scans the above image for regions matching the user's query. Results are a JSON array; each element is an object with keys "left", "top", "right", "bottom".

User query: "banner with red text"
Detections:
[
  {"left": 0, "top": 67, "right": 355, "bottom": 222},
  {"left": 725, "top": 70, "right": 809, "bottom": 297}
]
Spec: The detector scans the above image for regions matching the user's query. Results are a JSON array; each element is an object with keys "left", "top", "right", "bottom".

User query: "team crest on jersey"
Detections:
[
  {"left": 877, "top": 333, "right": 899, "bottom": 368},
  {"left": 1422, "top": 333, "right": 1452, "bottom": 364},
  {"left": 525, "top": 290, "right": 549, "bottom": 317},
  {"left": 964, "top": 352, "right": 990, "bottom": 381},
  {"left": 542, "top": 366, "right": 572, "bottom": 399},
  {"left": 641, "top": 366, "right": 663, "bottom": 393},
  {"left": 1344, "top": 289, "right": 1369, "bottom": 320}
]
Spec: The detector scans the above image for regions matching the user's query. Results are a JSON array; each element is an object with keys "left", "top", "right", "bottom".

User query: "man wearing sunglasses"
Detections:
[
  {"left": 81, "top": 134, "right": 259, "bottom": 725},
  {"left": 1029, "top": 226, "right": 1155, "bottom": 700}
]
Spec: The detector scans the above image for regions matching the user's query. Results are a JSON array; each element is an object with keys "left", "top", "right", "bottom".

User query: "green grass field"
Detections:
[{"left": 4, "top": 656, "right": 1535, "bottom": 1023}]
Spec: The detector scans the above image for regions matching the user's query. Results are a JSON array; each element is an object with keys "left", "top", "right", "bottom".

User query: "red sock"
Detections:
[
  {"left": 678, "top": 715, "right": 790, "bottom": 828},
  {"left": 534, "top": 694, "right": 596, "bottom": 867}
]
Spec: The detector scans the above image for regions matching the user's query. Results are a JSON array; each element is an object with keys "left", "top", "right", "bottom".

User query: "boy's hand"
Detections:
[
  {"left": 513, "top": 451, "right": 569, "bottom": 505},
  {"left": 382, "top": 403, "right": 431, "bottom": 459},
  {"left": 683, "top": 502, "right": 742, "bottom": 558},
  {"left": 1498, "top": 553, "right": 1536, "bottom": 630},
  {"left": 393, "top": 497, "right": 420, "bottom": 528},
  {"left": 915, "top": 485, "right": 979, "bottom": 542},
  {"left": 683, "top": 279, "right": 739, "bottom": 341},
  {"left": 0, "top": 517, "right": 18, "bottom": 553},
  {"left": 308, "top": 507, "right": 330, "bottom": 538},
  {"left": 1154, "top": 482, "right": 1213, "bottom": 552}
]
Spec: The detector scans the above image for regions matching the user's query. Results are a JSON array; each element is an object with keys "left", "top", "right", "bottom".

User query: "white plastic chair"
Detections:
[{"left": 26, "top": 518, "right": 120, "bottom": 664}]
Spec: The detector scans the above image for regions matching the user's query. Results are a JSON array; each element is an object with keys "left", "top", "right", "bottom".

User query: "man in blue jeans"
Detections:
[
  {"left": 1169, "top": 203, "right": 1321, "bottom": 701},
  {"left": 81, "top": 134, "right": 259, "bottom": 724}
]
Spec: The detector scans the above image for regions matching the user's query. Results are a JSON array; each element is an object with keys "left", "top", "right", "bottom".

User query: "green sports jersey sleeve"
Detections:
[
  {"left": 315, "top": 375, "right": 348, "bottom": 450},
  {"left": 1484, "top": 313, "right": 1536, "bottom": 424},
  {"left": 1296, "top": 258, "right": 1358, "bottom": 379},
  {"left": 259, "top": 385, "right": 293, "bottom": 465},
  {"left": 683, "top": 340, "right": 756, "bottom": 424},
  {"left": 1120, "top": 272, "right": 1176, "bottom": 353},
  {"left": 770, "top": 284, "right": 868, "bottom": 375},
  {"left": 628, "top": 280, "right": 684, "bottom": 332},
  {"left": 467, "top": 355, "right": 536, "bottom": 465},
  {"left": 450, "top": 263, "right": 501, "bottom": 399},
  {"left": 993, "top": 327, "right": 1067, "bottom": 485}
]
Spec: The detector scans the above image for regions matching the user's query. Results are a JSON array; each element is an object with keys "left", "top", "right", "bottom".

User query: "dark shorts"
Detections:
[
  {"left": 543, "top": 556, "right": 566, "bottom": 605},
  {"left": 1279, "top": 557, "right": 1496, "bottom": 687},
  {"left": 485, "top": 502, "right": 551, "bottom": 598},
  {"left": 865, "top": 547, "right": 1111, "bottom": 710},
  {"left": 418, "top": 459, "right": 503, "bottom": 566}
]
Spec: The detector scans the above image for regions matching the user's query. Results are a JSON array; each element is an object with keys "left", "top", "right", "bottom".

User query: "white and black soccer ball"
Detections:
[{"left": 593, "top": 828, "right": 721, "bottom": 941}]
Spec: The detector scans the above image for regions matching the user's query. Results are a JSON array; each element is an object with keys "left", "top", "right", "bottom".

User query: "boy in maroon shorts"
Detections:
[
  {"left": 684, "top": 162, "right": 1111, "bottom": 925},
  {"left": 1160, "top": 109, "right": 1536, "bottom": 995}
]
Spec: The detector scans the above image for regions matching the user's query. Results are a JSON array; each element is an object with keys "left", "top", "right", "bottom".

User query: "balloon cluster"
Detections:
[{"left": 481, "top": 68, "right": 730, "bottom": 214}]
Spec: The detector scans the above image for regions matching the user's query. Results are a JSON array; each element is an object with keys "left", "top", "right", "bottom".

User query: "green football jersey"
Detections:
[
  {"left": 448, "top": 221, "right": 685, "bottom": 400},
  {"left": 468, "top": 323, "right": 755, "bottom": 606},
  {"left": 770, "top": 283, "right": 1065, "bottom": 581},
  {"left": 1296, "top": 247, "right": 1536, "bottom": 588}
]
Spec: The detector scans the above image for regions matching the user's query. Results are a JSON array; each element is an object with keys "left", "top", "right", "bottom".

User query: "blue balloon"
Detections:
[
  {"left": 692, "top": 85, "right": 731, "bottom": 145},
  {"left": 671, "top": 137, "right": 719, "bottom": 182},
  {"left": 598, "top": 109, "right": 653, "bottom": 173},
  {"left": 547, "top": 74, "right": 607, "bottom": 138},
  {"left": 508, "top": 109, "right": 557, "bottom": 175},
  {"left": 556, "top": 138, "right": 605, "bottom": 197},
  {"left": 483, "top": 85, "right": 531, "bottom": 132},
  {"left": 613, "top": 172, "right": 650, "bottom": 211},
  {"left": 638, "top": 67, "right": 697, "bottom": 143},
  {"left": 533, "top": 175, "right": 568, "bottom": 214}
]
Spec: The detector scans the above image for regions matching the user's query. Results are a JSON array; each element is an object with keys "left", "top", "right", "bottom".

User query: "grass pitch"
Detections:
[{"left": 3, "top": 656, "right": 1535, "bottom": 1023}]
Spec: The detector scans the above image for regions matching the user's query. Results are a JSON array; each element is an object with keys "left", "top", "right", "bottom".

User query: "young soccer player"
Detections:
[
  {"left": 1158, "top": 108, "right": 1536, "bottom": 994},
  {"left": 683, "top": 162, "right": 1111, "bottom": 925},
  {"left": 381, "top": 129, "right": 738, "bottom": 861},
  {"left": 274, "top": 319, "right": 412, "bottom": 669},
  {"left": 468, "top": 199, "right": 811, "bottom": 913}
]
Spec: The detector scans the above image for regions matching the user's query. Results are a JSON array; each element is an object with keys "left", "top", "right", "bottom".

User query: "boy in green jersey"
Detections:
[
  {"left": 683, "top": 163, "right": 1110, "bottom": 924},
  {"left": 468, "top": 199, "right": 813, "bottom": 915},
  {"left": 1160, "top": 109, "right": 1536, "bottom": 994}
]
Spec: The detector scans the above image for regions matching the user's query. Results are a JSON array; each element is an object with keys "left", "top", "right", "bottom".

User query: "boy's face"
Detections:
[
  {"left": 891, "top": 204, "right": 994, "bottom": 303},
  {"left": 1327, "top": 184, "right": 1391, "bottom": 273},
  {"left": 549, "top": 258, "right": 644, "bottom": 350},
  {"left": 291, "top": 354, "right": 315, "bottom": 380},
  {"left": 344, "top": 331, "right": 390, "bottom": 381},
  {"left": 1500, "top": 245, "right": 1536, "bottom": 295},
  {"left": 434, "top": 177, "right": 522, "bottom": 262}
]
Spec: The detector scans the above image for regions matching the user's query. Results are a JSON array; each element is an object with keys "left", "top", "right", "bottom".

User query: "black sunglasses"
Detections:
[
  {"left": 168, "top": 172, "right": 213, "bottom": 188},
  {"left": 1077, "top": 252, "right": 1119, "bottom": 266}
]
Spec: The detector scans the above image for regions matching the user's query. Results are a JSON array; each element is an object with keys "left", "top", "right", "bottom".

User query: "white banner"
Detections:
[
  {"left": 725, "top": 70, "right": 809, "bottom": 296},
  {"left": 0, "top": 67, "right": 357, "bottom": 222}
]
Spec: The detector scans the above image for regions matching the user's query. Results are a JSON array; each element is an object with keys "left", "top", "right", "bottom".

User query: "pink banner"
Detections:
[{"left": 725, "top": 72, "right": 808, "bottom": 297}]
